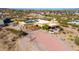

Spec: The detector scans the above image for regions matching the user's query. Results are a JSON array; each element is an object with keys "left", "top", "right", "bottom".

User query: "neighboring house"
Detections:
[
  {"left": 34, "top": 19, "right": 49, "bottom": 27},
  {"left": 25, "top": 19, "right": 38, "bottom": 24},
  {"left": 34, "top": 19, "right": 59, "bottom": 27},
  {"left": 67, "top": 20, "right": 79, "bottom": 25}
]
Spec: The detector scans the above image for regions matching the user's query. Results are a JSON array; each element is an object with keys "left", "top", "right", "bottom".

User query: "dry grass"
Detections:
[{"left": 0, "top": 28, "right": 19, "bottom": 51}]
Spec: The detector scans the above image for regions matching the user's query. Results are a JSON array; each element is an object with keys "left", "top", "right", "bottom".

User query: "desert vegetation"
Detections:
[{"left": 0, "top": 28, "right": 28, "bottom": 51}]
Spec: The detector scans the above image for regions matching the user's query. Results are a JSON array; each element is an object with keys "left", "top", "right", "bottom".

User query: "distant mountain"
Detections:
[
  {"left": 0, "top": 8, "right": 79, "bottom": 10},
  {"left": 8, "top": 8, "right": 79, "bottom": 10}
]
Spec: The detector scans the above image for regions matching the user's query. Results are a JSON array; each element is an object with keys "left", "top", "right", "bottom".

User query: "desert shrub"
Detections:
[
  {"left": 6, "top": 28, "right": 28, "bottom": 36},
  {"left": 42, "top": 24, "right": 49, "bottom": 31},
  {"left": 75, "top": 36, "right": 79, "bottom": 45}
]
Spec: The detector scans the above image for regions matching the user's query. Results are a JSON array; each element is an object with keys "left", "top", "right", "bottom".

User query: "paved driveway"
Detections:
[{"left": 32, "top": 30, "right": 72, "bottom": 51}]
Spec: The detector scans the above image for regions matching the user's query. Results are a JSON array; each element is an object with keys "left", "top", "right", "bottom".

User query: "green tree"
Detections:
[{"left": 42, "top": 24, "right": 49, "bottom": 31}]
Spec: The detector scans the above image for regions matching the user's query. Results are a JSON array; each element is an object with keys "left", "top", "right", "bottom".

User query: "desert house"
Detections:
[{"left": 34, "top": 18, "right": 59, "bottom": 27}]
